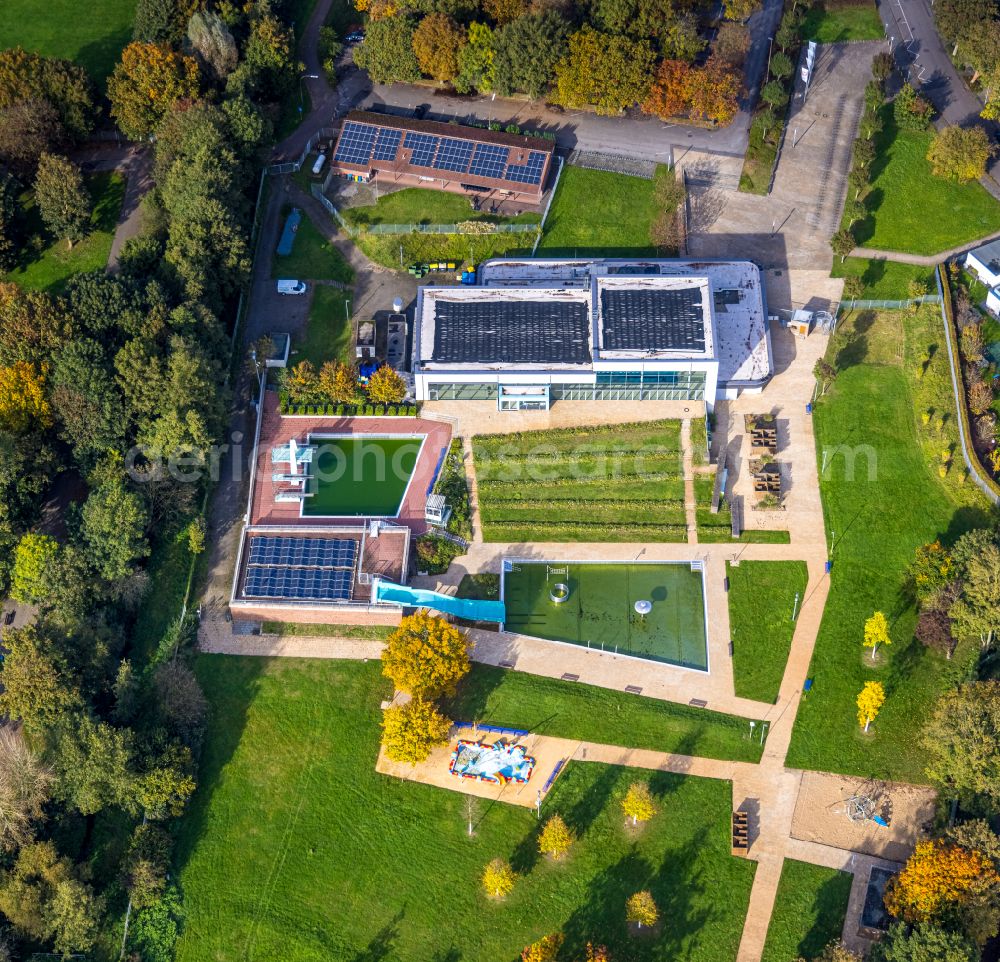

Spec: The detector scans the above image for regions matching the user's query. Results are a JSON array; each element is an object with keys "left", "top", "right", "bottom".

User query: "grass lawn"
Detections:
[
  {"left": 271, "top": 209, "right": 355, "bottom": 283},
  {"left": 176, "top": 657, "right": 757, "bottom": 962},
  {"left": 295, "top": 285, "right": 354, "bottom": 368},
  {"left": 303, "top": 437, "right": 419, "bottom": 516},
  {"left": 474, "top": 420, "right": 688, "bottom": 542},
  {"left": 445, "top": 664, "right": 764, "bottom": 763},
  {"left": 850, "top": 113, "right": 1000, "bottom": 255},
  {"left": 343, "top": 186, "right": 541, "bottom": 228},
  {"left": 260, "top": 621, "right": 395, "bottom": 639},
  {"left": 729, "top": 561, "right": 809, "bottom": 704},
  {"left": 761, "top": 860, "right": 854, "bottom": 962},
  {"left": 786, "top": 306, "right": 991, "bottom": 781},
  {"left": 3, "top": 172, "right": 125, "bottom": 292},
  {"left": 538, "top": 165, "right": 668, "bottom": 256},
  {"left": 800, "top": 0, "right": 883, "bottom": 41},
  {"left": 503, "top": 562, "right": 709, "bottom": 670},
  {"left": 831, "top": 257, "right": 936, "bottom": 300},
  {"left": 0, "top": 0, "right": 135, "bottom": 87},
  {"left": 356, "top": 224, "right": 535, "bottom": 271},
  {"left": 694, "top": 474, "right": 791, "bottom": 544}
]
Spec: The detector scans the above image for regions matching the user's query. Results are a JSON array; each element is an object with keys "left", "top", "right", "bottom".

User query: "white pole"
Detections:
[{"left": 791, "top": 592, "right": 800, "bottom": 621}]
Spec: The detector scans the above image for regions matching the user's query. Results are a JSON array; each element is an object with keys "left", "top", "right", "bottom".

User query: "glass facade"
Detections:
[{"left": 426, "top": 370, "right": 706, "bottom": 402}]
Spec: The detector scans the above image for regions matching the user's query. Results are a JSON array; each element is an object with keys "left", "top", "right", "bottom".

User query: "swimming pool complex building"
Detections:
[{"left": 413, "top": 258, "right": 773, "bottom": 410}]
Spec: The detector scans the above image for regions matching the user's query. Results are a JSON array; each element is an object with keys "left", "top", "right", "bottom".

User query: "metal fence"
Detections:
[
  {"left": 310, "top": 183, "right": 358, "bottom": 235},
  {"left": 839, "top": 294, "right": 942, "bottom": 311}
]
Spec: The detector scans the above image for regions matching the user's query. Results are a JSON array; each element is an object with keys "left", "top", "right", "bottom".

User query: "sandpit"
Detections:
[{"left": 791, "top": 772, "right": 936, "bottom": 863}]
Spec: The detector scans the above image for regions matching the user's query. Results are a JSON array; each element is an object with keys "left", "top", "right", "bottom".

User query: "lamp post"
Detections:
[
  {"left": 299, "top": 73, "right": 319, "bottom": 113},
  {"left": 766, "top": 36, "right": 774, "bottom": 82}
]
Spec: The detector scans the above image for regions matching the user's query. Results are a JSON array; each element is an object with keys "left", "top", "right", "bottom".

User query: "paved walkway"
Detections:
[{"left": 850, "top": 226, "right": 1000, "bottom": 265}]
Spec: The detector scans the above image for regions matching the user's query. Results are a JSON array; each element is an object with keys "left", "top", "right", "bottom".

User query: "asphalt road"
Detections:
[
  {"left": 877, "top": 0, "right": 1000, "bottom": 180},
  {"left": 276, "top": 0, "right": 784, "bottom": 165}
]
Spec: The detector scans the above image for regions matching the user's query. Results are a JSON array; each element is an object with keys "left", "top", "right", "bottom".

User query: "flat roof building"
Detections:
[
  {"left": 412, "top": 258, "right": 771, "bottom": 410},
  {"left": 329, "top": 111, "right": 555, "bottom": 205}
]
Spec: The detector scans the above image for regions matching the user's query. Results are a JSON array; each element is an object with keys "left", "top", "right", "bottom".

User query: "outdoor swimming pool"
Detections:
[
  {"left": 502, "top": 560, "right": 709, "bottom": 671},
  {"left": 303, "top": 435, "right": 422, "bottom": 517}
]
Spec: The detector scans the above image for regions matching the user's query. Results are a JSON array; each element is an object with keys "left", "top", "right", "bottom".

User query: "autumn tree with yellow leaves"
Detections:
[
  {"left": 108, "top": 42, "right": 199, "bottom": 139},
  {"left": 381, "top": 611, "right": 471, "bottom": 700},
  {"left": 0, "top": 361, "right": 51, "bottom": 434},
  {"left": 538, "top": 814, "right": 574, "bottom": 860},
  {"left": 380, "top": 698, "right": 451, "bottom": 764},
  {"left": 863, "top": 611, "right": 891, "bottom": 662},
  {"left": 481, "top": 857, "right": 516, "bottom": 898},
  {"left": 622, "top": 782, "right": 657, "bottom": 826},
  {"left": 626, "top": 890, "right": 659, "bottom": 928},
  {"left": 521, "top": 933, "right": 563, "bottom": 962},
  {"left": 857, "top": 681, "right": 885, "bottom": 732}
]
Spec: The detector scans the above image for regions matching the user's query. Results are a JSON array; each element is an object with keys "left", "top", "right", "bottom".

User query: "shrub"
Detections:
[
  {"left": 894, "top": 83, "right": 934, "bottom": 131},
  {"left": 415, "top": 534, "right": 464, "bottom": 574},
  {"left": 521, "top": 933, "right": 563, "bottom": 961},
  {"left": 375, "top": 404, "right": 385, "bottom": 415},
  {"left": 336, "top": 404, "right": 345, "bottom": 415}
]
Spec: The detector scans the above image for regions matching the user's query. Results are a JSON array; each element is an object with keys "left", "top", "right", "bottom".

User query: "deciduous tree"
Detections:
[
  {"left": 186, "top": 10, "right": 238, "bottom": 81},
  {"left": 831, "top": 228, "right": 855, "bottom": 263},
  {"left": 482, "top": 856, "right": 516, "bottom": 897},
  {"left": 856, "top": 681, "right": 884, "bottom": 732},
  {"left": 863, "top": 610, "right": 890, "bottom": 661},
  {"left": 381, "top": 698, "right": 452, "bottom": 764},
  {"left": 622, "top": 781, "right": 657, "bottom": 825},
  {"left": 874, "top": 922, "right": 979, "bottom": 962},
  {"left": 760, "top": 79, "right": 788, "bottom": 110},
  {"left": 0, "top": 361, "right": 52, "bottom": 434},
  {"left": 554, "top": 27, "right": 654, "bottom": 114},
  {"left": 522, "top": 932, "right": 563, "bottom": 962},
  {"left": 0, "top": 624, "right": 81, "bottom": 732},
  {"left": 724, "top": 0, "right": 760, "bottom": 20},
  {"left": 133, "top": 0, "right": 195, "bottom": 43},
  {"left": 923, "top": 681, "right": 1000, "bottom": 804},
  {"left": 0, "top": 98, "right": 65, "bottom": 178},
  {"left": 79, "top": 477, "right": 150, "bottom": 581},
  {"left": 0, "top": 47, "right": 97, "bottom": 141},
  {"left": 687, "top": 57, "right": 741, "bottom": 125},
  {"left": 413, "top": 13, "right": 467, "bottom": 82},
  {"left": 538, "top": 813, "right": 574, "bottom": 859},
  {"left": 769, "top": 51, "right": 793, "bottom": 79},
  {"left": 108, "top": 42, "right": 200, "bottom": 140},
  {"left": 916, "top": 608, "right": 958, "bottom": 659},
  {"left": 354, "top": 16, "right": 422, "bottom": 85},
  {"left": 927, "top": 125, "right": 995, "bottom": 182},
  {"left": 715, "top": 22, "right": 750, "bottom": 66},
  {"left": 455, "top": 21, "right": 496, "bottom": 92},
  {"left": 948, "top": 544, "right": 1000, "bottom": 648},
  {"left": 382, "top": 611, "right": 471, "bottom": 698},
  {"left": 367, "top": 363, "right": 408, "bottom": 404},
  {"left": 34, "top": 153, "right": 90, "bottom": 248},
  {"left": 626, "top": 890, "right": 658, "bottom": 928},
  {"left": 121, "top": 822, "right": 171, "bottom": 908},
  {"left": 806, "top": 941, "right": 862, "bottom": 962},
  {"left": 894, "top": 83, "right": 934, "bottom": 130},
  {"left": 0, "top": 727, "right": 52, "bottom": 853},
  {"left": 642, "top": 59, "right": 692, "bottom": 119},
  {"left": 492, "top": 11, "right": 569, "bottom": 99}
]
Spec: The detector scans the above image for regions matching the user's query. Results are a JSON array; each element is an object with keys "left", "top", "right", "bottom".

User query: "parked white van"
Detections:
[{"left": 277, "top": 279, "right": 307, "bottom": 295}]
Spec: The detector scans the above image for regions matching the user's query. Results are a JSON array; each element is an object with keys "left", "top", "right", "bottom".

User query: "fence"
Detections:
[
  {"left": 266, "top": 127, "right": 334, "bottom": 176},
  {"left": 363, "top": 221, "right": 540, "bottom": 236},
  {"left": 839, "top": 294, "right": 942, "bottom": 312},
  {"left": 310, "top": 182, "right": 357, "bottom": 235}
]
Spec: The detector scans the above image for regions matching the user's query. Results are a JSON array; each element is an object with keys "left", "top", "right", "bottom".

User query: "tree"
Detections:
[
  {"left": 844, "top": 199, "right": 867, "bottom": 228},
  {"left": 874, "top": 922, "right": 979, "bottom": 962},
  {"left": 232, "top": 12, "right": 296, "bottom": 99},
  {"left": 133, "top": 0, "right": 192, "bottom": 42},
  {"left": 485, "top": 0, "right": 528, "bottom": 22},
  {"left": 0, "top": 47, "right": 97, "bottom": 141},
  {"left": 522, "top": 933, "right": 563, "bottom": 962},
  {"left": 856, "top": 681, "right": 885, "bottom": 732},
  {"left": 808, "top": 941, "right": 862, "bottom": 962},
  {"left": 0, "top": 361, "right": 52, "bottom": 434},
  {"left": 872, "top": 50, "right": 895, "bottom": 84},
  {"left": 10, "top": 533, "right": 60, "bottom": 604},
  {"left": 853, "top": 137, "right": 876, "bottom": 170},
  {"left": 0, "top": 840, "right": 103, "bottom": 956},
  {"left": 0, "top": 171, "right": 20, "bottom": 273},
  {"left": 660, "top": 14, "right": 707, "bottom": 62},
  {"left": 381, "top": 698, "right": 452, "bottom": 764},
  {"left": 927, "top": 125, "right": 995, "bottom": 182},
  {"left": 760, "top": 79, "right": 789, "bottom": 110},
  {"left": 626, "top": 890, "right": 658, "bottom": 928},
  {"left": 831, "top": 228, "right": 855, "bottom": 263},
  {"left": 482, "top": 857, "right": 516, "bottom": 898},
  {"left": 382, "top": 611, "right": 471, "bottom": 698},
  {"left": 108, "top": 42, "right": 200, "bottom": 140},
  {"left": 884, "top": 839, "right": 998, "bottom": 925},
  {"left": 957, "top": 19, "right": 1000, "bottom": 83},
  {"left": 813, "top": 358, "right": 837, "bottom": 393},
  {"left": 492, "top": 12, "right": 570, "bottom": 99},
  {"left": 186, "top": 10, "right": 238, "bottom": 81},
  {"left": 948, "top": 545, "right": 1000, "bottom": 648},
  {"left": 79, "top": 478, "right": 150, "bottom": 581},
  {"left": 153, "top": 660, "right": 207, "bottom": 749},
  {"left": 687, "top": 57, "right": 741, "bottom": 125},
  {"left": 354, "top": 16, "right": 422, "bottom": 85},
  {"left": 122, "top": 823, "right": 171, "bottom": 908},
  {"left": 582, "top": 946, "right": 611, "bottom": 962},
  {"left": 455, "top": 21, "right": 496, "bottom": 93},
  {"left": 642, "top": 59, "right": 692, "bottom": 119},
  {"left": 0, "top": 728, "right": 52, "bottom": 853},
  {"left": 50, "top": 714, "right": 135, "bottom": 815},
  {"left": 622, "top": 781, "right": 657, "bottom": 825},
  {"left": 34, "top": 152, "right": 91, "bottom": 248},
  {"left": 715, "top": 22, "right": 750, "bottom": 67},
  {"left": 538, "top": 814, "right": 575, "bottom": 859},
  {"left": 367, "top": 364, "right": 408, "bottom": 404},
  {"left": 923, "top": 682, "right": 1000, "bottom": 804},
  {"left": 916, "top": 608, "right": 958, "bottom": 659},
  {"left": 894, "top": 83, "right": 934, "bottom": 130},
  {"left": 318, "top": 360, "right": 359, "bottom": 404},
  {"left": 413, "top": 14, "right": 467, "bottom": 82},
  {"left": 842, "top": 276, "right": 863, "bottom": 302},
  {"left": 554, "top": 27, "right": 655, "bottom": 115},
  {"left": 724, "top": 0, "right": 760, "bottom": 20},
  {"left": 0, "top": 97, "right": 66, "bottom": 178},
  {"left": 769, "top": 51, "right": 793, "bottom": 80},
  {"left": 863, "top": 610, "right": 890, "bottom": 661},
  {"left": 969, "top": 380, "right": 994, "bottom": 416}
]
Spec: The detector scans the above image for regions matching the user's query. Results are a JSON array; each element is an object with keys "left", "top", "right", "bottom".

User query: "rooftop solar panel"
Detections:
[
  {"left": 403, "top": 131, "right": 439, "bottom": 167},
  {"left": 244, "top": 566, "right": 354, "bottom": 601},
  {"left": 468, "top": 143, "right": 509, "bottom": 180},
  {"left": 334, "top": 122, "right": 378, "bottom": 166},
  {"left": 432, "top": 137, "right": 474, "bottom": 173},
  {"left": 504, "top": 151, "right": 546, "bottom": 185},
  {"left": 372, "top": 128, "right": 403, "bottom": 161},
  {"left": 248, "top": 536, "right": 358, "bottom": 570},
  {"left": 600, "top": 288, "right": 707, "bottom": 353},
  {"left": 432, "top": 298, "right": 591, "bottom": 365}
]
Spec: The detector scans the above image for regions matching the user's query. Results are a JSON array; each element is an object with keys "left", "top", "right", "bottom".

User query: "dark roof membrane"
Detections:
[{"left": 601, "top": 288, "right": 706, "bottom": 353}]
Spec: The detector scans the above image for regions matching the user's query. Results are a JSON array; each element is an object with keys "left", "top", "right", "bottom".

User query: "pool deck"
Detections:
[{"left": 251, "top": 391, "right": 452, "bottom": 534}]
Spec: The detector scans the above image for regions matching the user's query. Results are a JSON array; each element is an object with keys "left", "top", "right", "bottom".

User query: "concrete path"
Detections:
[
  {"left": 851, "top": 225, "right": 1000, "bottom": 265},
  {"left": 107, "top": 147, "right": 152, "bottom": 270}
]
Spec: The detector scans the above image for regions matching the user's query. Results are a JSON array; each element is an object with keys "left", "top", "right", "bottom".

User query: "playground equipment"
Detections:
[
  {"left": 832, "top": 777, "right": 892, "bottom": 827},
  {"left": 373, "top": 579, "right": 506, "bottom": 623},
  {"left": 449, "top": 739, "right": 535, "bottom": 785}
]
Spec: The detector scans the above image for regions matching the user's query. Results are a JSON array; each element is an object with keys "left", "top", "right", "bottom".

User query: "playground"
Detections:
[
  {"left": 502, "top": 561, "right": 709, "bottom": 671},
  {"left": 303, "top": 435, "right": 422, "bottom": 517},
  {"left": 449, "top": 738, "right": 535, "bottom": 785}
]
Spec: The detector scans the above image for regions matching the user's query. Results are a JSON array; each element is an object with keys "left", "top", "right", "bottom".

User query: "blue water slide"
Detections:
[{"left": 374, "top": 580, "right": 506, "bottom": 623}]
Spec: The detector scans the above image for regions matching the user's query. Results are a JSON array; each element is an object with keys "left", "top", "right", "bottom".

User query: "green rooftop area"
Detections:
[
  {"left": 503, "top": 561, "right": 709, "bottom": 670},
  {"left": 303, "top": 436, "right": 420, "bottom": 516}
]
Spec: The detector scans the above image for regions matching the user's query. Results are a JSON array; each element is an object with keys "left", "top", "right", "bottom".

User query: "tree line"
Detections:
[
  {"left": 352, "top": 0, "right": 760, "bottom": 122},
  {"left": 0, "top": 0, "right": 302, "bottom": 957}
]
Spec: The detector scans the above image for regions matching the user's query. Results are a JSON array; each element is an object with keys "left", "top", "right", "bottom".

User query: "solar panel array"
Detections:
[
  {"left": 248, "top": 536, "right": 357, "bottom": 569},
  {"left": 244, "top": 567, "right": 354, "bottom": 601},
  {"left": 332, "top": 119, "right": 549, "bottom": 187},
  {"left": 243, "top": 536, "right": 358, "bottom": 601}
]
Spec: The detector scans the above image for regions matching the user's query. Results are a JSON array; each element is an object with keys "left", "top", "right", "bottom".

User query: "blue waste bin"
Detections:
[{"left": 806, "top": 402, "right": 813, "bottom": 414}]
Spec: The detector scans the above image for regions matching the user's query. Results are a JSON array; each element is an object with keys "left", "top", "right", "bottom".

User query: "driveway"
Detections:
[{"left": 292, "top": 0, "right": 784, "bottom": 165}]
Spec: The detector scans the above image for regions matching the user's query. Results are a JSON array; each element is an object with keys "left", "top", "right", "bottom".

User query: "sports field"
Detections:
[
  {"left": 502, "top": 561, "right": 709, "bottom": 670},
  {"left": 303, "top": 436, "right": 420, "bottom": 516}
]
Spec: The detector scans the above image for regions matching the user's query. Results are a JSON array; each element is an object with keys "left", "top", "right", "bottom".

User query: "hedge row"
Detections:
[
  {"left": 279, "top": 402, "right": 419, "bottom": 417},
  {"left": 481, "top": 521, "right": 690, "bottom": 543}
]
